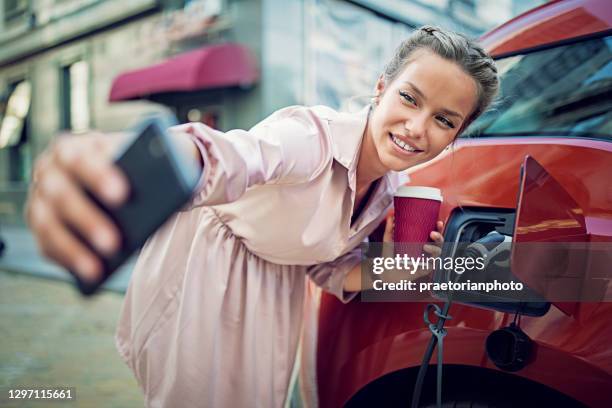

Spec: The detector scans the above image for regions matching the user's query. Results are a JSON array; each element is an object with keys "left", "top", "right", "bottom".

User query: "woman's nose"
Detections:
[{"left": 404, "top": 113, "right": 427, "bottom": 139}]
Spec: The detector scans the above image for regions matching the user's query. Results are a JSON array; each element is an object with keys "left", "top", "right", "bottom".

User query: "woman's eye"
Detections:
[
  {"left": 399, "top": 91, "right": 416, "bottom": 105},
  {"left": 437, "top": 116, "right": 455, "bottom": 129}
]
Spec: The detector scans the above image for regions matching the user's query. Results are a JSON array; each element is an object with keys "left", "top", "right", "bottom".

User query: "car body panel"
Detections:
[
  {"left": 512, "top": 156, "right": 588, "bottom": 316},
  {"left": 318, "top": 296, "right": 612, "bottom": 408},
  {"left": 408, "top": 138, "right": 612, "bottom": 243},
  {"left": 316, "top": 0, "right": 612, "bottom": 406},
  {"left": 481, "top": 0, "right": 612, "bottom": 56},
  {"left": 318, "top": 139, "right": 612, "bottom": 407}
]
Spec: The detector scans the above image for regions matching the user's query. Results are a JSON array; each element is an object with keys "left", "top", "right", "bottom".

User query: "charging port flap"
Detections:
[{"left": 511, "top": 156, "right": 588, "bottom": 316}]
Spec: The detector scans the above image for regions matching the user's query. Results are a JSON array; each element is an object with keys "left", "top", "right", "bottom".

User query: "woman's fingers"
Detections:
[
  {"left": 52, "top": 135, "right": 129, "bottom": 207},
  {"left": 26, "top": 131, "right": 130, "bottom": 278},
  {"left": 28, "top": 192, "right": 102, "bottom": 282},
  {"left": 429, "top": 230, "right": 444, "bottom": 244},
  {"left": 38, "top": 166, "right": 121, "bottom": 256},
  {"left": 424, "top": 220, "right": 445, "bottom": 258},
  {"left": 382, "top": 217, "right": 444, "bottom": 261},
  {"left": 422, "top": 243, "right": 442, "bottom": 257},
  {"left": 430, "top": 220, "right": 445, "bottom": 244}
]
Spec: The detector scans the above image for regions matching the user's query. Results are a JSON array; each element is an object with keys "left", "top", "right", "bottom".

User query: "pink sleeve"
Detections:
[
  {"left": 170, "top": 107, "right": 331, "bottom": 208},
  {"left": 306, "top": 248, "right": 361, "bottom": 303}
]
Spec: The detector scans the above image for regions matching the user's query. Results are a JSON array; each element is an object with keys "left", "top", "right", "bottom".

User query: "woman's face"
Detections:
[{"left": 369, "top": 49, "right": 478, "bottom": 172}]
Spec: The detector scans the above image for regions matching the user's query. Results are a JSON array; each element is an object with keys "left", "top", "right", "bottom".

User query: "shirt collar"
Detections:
[
  {"left": 327, "top": 105, "right": 371, "bottom": 171},
  {"left": 324, "top": 105, "right": 409, "bottom": 191}
]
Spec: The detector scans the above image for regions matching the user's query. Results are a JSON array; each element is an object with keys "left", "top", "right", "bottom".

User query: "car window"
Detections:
[{"left": 464, "top": 34, "right": 612, "bottom": 140}]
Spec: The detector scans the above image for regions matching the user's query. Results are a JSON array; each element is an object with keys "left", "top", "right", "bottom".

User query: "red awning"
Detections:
[{"left": 109, "top": 43, "right": 258, "bottom": 102}]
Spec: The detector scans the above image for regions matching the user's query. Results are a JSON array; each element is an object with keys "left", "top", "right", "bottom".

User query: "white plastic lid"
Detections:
[{"left": 394, "top": 186, "right": 443, "bottom": 202}]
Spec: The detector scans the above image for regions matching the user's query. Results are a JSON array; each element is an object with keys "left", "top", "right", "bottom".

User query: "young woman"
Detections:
[{"left": 26, "top": 26, "right": 498, "bottom": 407}]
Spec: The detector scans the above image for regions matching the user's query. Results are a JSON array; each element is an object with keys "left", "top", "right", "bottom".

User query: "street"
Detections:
[
  {"left": 0, "top": 225, "right": 143, "bottom": 407},
  {"left": 0, "top": 269, "right": 143, "bottom": 407}
]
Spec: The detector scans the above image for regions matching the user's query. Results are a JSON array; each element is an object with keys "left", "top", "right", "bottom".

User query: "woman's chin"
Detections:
[
  {"left": 385, "top": 160, "right": 412, "bottom": 172},
  {"left": 382, "top": 154, "right": 422, "bottom": 172}
]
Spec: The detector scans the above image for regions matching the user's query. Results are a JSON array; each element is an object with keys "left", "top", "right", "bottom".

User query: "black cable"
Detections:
[
  {"left": 410, "top": 327, "right": 437, "bottom": 408},
  {"left": 513, "top": 309, "right": 520, "bottom": 326},
  {"left": 411, "top": 230, "right": 508, "bottom": 406},
  {"left": 410, "top": 300, "right": 453, "bottom": 408}
]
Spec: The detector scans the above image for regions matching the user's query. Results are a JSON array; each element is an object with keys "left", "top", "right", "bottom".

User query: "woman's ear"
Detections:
[{"left": 374, "top": 75, "right": 385, "bottom": 97}]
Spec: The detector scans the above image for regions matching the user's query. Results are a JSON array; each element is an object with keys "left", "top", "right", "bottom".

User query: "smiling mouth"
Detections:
[{"left": 388, "top": 133, "right": 423, "bottom": 154}]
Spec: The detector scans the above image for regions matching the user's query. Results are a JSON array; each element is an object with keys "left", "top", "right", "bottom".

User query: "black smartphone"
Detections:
[{"left": 71, "top": 117, "right": 201, "bottom": 296}]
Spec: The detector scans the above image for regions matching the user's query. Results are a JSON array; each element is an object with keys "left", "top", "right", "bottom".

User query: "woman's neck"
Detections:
[{"left": 356, "top": 118, "right": 388, "bottom": 190}]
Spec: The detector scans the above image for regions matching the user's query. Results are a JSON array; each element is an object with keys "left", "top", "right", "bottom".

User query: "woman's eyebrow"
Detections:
[
  {"left": 440, "top": 107, "right": 464, "bottom": 120},
  {"left": 403, "top": 81, "right": 465, "bottom": 120}
]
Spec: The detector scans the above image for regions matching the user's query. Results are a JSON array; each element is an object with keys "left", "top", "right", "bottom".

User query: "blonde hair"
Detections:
[{"left": 383, "top": 25, "right": 499, "bottom": 133}]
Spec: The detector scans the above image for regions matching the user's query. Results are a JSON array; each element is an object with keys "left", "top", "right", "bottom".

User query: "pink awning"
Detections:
[{"left": 109, "top": 43, "right": 258, "bottom": 102}]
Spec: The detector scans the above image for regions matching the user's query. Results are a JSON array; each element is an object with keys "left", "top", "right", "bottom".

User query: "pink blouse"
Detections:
[{"left": 115, "top": 105, "right": 406, "bottom": 407}]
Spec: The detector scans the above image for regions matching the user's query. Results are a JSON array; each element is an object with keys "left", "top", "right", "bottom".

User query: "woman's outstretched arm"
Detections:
[{"left": 173, "top": 106, "right": 332, "bottom": 209}]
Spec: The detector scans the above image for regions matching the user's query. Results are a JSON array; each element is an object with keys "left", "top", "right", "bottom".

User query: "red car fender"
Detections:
[{"left": 325, "top": 323, "right": 612, "bottom": 408}]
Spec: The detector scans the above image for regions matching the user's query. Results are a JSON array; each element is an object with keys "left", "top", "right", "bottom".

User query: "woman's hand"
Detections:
[
  {"left": 383, "top": 216, "right": 444, "bottom": 256},
  {"left": 343, "top": 217, "right": 445, "bottom": 292},
  {"left": 382, "top": 216, "right": 444, "bottom": 278},
  {"left": 25, "top": 132, "right": 130, "bottom": 283},
  {"left": 424, "top": 220, "right": 445, "bottom": 258}
]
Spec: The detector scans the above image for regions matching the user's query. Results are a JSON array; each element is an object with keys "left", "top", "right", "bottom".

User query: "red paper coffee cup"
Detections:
[{"left": 393, "top": 186, "right": 443, "bottom": 257}]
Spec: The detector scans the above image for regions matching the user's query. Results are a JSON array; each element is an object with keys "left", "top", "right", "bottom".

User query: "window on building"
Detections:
[
  {"left": 454, "top": 0, "right": 475, "bottom": 9},
  {"left": 0, "top": 80, "right": 32, "bottom": 183},
  {"left": 186, "top": 107, "right": 219, "bottom": 129},
  {"left": 4, "top": 0, "right": 29, "bottom": 22},
  {"left": 60, "top": 60, "right": 90, "bottom": 133},
  {"left": 177, "top": 0, "right": 223, "bottom": 14},
  {"left": 305, "top": 0, "right": 412, "bottom": 109}
]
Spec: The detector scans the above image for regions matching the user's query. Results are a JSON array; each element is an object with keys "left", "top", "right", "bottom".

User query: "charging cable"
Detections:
[
  {"left": 411, "top": 231, "right": 511, "bottom": 408},
  {"left": 410, "top": 301, "right": 453, "bottom": 408}
]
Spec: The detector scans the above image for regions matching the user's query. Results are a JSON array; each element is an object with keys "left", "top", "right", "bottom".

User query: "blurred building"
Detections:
[{"left": 0, "top": 0, "right": 544, "bottom": 226}]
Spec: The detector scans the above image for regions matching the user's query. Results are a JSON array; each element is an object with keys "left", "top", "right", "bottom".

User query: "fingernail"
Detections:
[
  {"left": 102, "top": 174, "right": 128, "bottom": 205},
  {"left": 92, "top": 228, "right": 118, "bottom": 255},
  {"left": 75, "top": 257, "right": 99, "bottom": 281}
]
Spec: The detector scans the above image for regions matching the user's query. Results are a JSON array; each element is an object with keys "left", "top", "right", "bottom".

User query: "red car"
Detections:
[{"left": 316, "top": 0, "right": 612, "bottom": 406}]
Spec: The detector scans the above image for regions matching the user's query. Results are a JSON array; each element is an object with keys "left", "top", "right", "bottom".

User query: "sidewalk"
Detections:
[
  {"left": 0, "top": 226, "right": 144, "bottom": 406},
  {"left": 0, "top": 270, "right": 144, "bottom": 407},
  {"left": 0, "top": 224, "right": 135, "bottom": 293}
]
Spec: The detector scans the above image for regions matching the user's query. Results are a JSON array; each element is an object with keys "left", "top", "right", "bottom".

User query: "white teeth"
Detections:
[{"left": 391, "top": 134, "right": 417, "bottom": 152}]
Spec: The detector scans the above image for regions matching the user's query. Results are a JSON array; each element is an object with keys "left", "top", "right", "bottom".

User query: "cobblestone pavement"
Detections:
[{"left": 0, "top": 269, "right": 144, "bottom": 407}]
